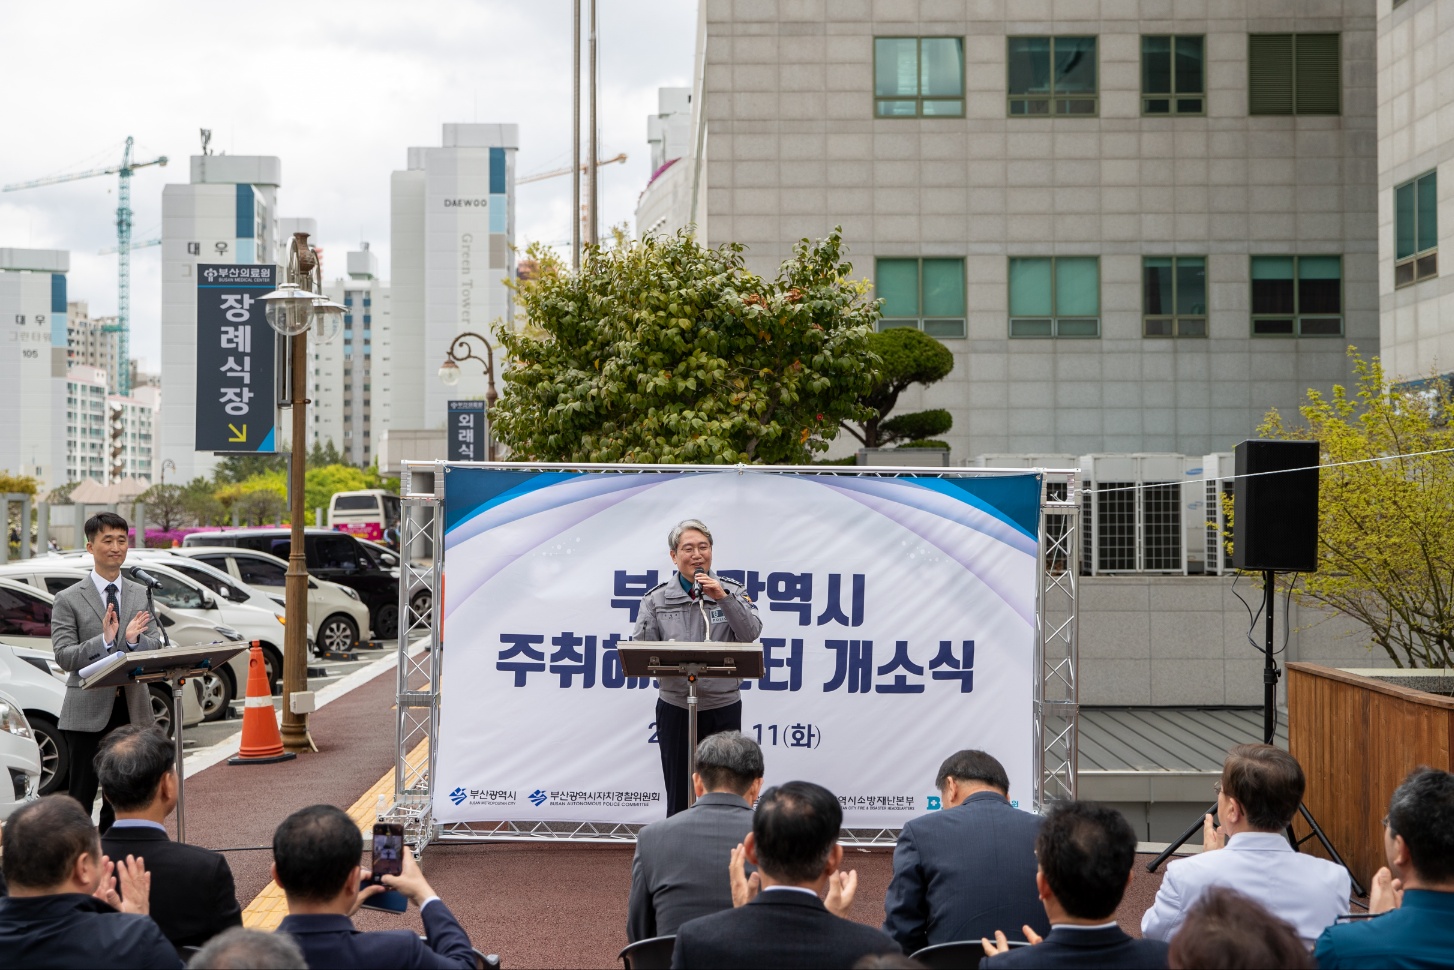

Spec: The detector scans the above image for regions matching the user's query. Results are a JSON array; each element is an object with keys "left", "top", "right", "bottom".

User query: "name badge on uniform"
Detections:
[{"left": 709, "top": 607, "right": 726, "bottom": 625}]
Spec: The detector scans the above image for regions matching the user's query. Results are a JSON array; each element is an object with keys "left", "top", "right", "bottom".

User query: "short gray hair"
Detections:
[
  {"left": 188, "top": 928, "right": 307, "bottom": 970},
  {"left": 668, "top": 518, "right": 713, "bottom": 552},
  {"left": 695, "top": 731, "right": 764, "bottom": 795}
]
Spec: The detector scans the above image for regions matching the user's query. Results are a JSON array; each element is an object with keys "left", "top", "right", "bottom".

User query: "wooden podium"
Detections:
[
  {"left": 83, "top": 641, "right": 249, "bottom": 843},
  {"left": 617, "top": 641, "right": 764, "bottom": 808}
]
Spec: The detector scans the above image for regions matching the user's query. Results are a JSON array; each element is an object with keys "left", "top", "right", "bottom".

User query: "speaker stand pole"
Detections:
[{"left": 1150, "top": 570, "right": 1364, "bottom": 895}]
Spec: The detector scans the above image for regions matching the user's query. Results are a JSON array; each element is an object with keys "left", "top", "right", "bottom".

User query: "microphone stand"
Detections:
[{"left": 138, "top": 572, "right": 185, "bottom": 840}]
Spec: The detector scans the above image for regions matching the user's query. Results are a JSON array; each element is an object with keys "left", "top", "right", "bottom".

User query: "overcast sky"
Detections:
[{"left": 0, "top": 0, "right": 696, "bottom": 372}]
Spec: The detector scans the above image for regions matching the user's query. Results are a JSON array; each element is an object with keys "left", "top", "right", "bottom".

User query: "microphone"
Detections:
[
  {"left": 130, "top": 567, "right": 164, "bottom": 590},
  {"left": 693, "top": 570, "right": 707, "bottom": 599}
]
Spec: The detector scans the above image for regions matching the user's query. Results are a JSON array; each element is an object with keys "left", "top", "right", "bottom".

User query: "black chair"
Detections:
[
  {"left": 618, "top": 935, "right": 676, "bottom": 969},
  {"left": 912, "top": 940, "right": 992, "bottom": 969}
]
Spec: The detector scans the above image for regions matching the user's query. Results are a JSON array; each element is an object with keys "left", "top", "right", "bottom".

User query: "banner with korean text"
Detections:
[{"left": 434, "top": 467, "right": 1041, "bottom": 828}]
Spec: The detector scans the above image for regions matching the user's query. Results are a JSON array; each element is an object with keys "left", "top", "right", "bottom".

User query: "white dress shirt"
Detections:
[
  {"left": 90, "top": 569, "right": 139, "bottom": 651},
  {"left": 1141, "top": 830, "right": 1351, "bottom": 944}
]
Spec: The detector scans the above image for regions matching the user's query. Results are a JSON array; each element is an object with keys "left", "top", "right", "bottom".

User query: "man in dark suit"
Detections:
[
  {"left": 272, "top": 804, "right": 478, "bottom": 968},
  {"left": 629, "top": 731, "right": 764, "bottom": 942},
  {"left": 97, "top": 724, "right": 242, "bottom": 948},
  {"left": 52, "top": 512, "right": 162, "bottom": 833},
  {"left": 981, "top": 801, "right": 1169, "bottom": 969},
  {"left": 882, "top": 749, "right": 1048, "bottom": 953},
  {"left": 0, "top": 795, "right": 180, "bottom": 969},
  {"left": 672, "top": 781, "right": 900, "bottom": 969}
]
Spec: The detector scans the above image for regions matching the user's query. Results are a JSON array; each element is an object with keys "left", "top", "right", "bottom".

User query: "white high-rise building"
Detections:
[
  {"left": 314, "top": 245, "right": 390, "bottom": 467},
  {"left": 0, "top": 248, "right": 69, "bottom": 487},
  {"left": 66, "top": 301, "right": 126, "bottom": 395},
  {"left": 159, "top": 155, "right": 281, "bottom": 483},
  {"left": 384, "top": 124, "right": 516, "bottom": 469},
  {"left": 637, "top": 87, "right": 697, "bottom": 238},
  {"left": 65, "top": 366, "right": 108, "bottom": 483}
]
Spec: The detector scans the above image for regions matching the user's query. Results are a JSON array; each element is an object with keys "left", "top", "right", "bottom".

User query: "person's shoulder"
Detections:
[
  {"left": 1315, "top": 914, "right": 1404, "bottom": 966},
  {"left": 642, "top": 579, "right": 671, "bottom": 600}
]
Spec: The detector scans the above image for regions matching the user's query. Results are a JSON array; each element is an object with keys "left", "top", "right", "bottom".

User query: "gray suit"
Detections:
[
  {"left": 627, "top": 791, "right": 754, "bottom": 942},
  {"left": 52, "top": 575, "right": 161, "bottom": 731}
]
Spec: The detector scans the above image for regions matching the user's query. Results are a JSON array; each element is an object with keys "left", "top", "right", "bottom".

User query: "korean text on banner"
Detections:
[
  {"left": 434, "top": 468, "right": 1043, "bottom": 830},
  {"left": 195, "top": 264, "right": 277, "bottom": 453},
  {"left": 447, "top": 400, "right": 488, "bottom": 462}
]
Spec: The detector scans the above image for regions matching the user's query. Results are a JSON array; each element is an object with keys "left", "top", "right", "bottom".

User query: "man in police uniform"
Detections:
[{"left": 635, "top": 519, "right": 762, "bottom": 817}]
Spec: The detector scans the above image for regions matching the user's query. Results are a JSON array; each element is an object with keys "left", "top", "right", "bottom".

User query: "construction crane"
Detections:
[
  {"left": 517, "top": 152, "right": 626, "bottom": 185},
  {"left": 99, "top": 238, "right": 161, "bottom": 255},
  {"left": 3, "top": 136, "right": 168, "bottom": 396}
]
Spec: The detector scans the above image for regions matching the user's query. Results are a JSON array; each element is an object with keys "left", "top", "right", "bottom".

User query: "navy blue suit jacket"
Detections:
[
  {"left": 883, "top": 791, "right": 1049, "bottom": 952},
  {"left": 981, "top": 924, "right": 1170, "bottom": 969},
  {"left": 277, "top": 899, "right": 476, "bottom": 969},
  {"left": 0, "top": 892, "right": 182, "bottom": 969},
  {"left": 673, "top": 889, "right": 901, "bottom": 969}
]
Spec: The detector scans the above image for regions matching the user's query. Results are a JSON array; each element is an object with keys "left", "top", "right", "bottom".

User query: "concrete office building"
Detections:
[
  {"left": 665, "top": 0, "right": 1378, "bottom": 460},
  {"left": 159, "top": 155, "right": 281, "bottom": 483},
  {"left": 0, "top": 248, "right": 68, "bottom": 487},
  {"left": 315, "top": 245, "right": 391, "bottom": 467},
  {"left": 66, "top": 301, "right": 126, "bottom": 395},
  {"left": 383, "top": 124, "right": 516, "bottom": 470},
  {"left": 637, "top": 88, "right": 697, "bottom": 238},
  {"left": 1378, "top": 0, "right": 1454, "bottom": 386}
]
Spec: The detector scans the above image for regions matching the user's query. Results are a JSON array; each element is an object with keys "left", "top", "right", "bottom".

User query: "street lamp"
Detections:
[
  {"left": 260, "top": 231, "right": 344, "bottom": 753},
  {"left": 437, "top": 331, "right": 499, "bottom": 460}
]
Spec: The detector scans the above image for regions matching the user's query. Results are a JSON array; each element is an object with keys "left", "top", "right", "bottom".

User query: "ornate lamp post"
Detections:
[
  {"left": 437, "top": 331, "right": 499, "bottom": 460},
  {"left": 259, "top": 231, "right": 346, "bottom": 753}
]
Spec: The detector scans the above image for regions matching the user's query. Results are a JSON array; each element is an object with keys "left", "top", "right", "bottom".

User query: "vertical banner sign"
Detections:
[
  {"left": 195, "top": 264, "right": 277, "bottom": 453},
  {"left": 434, "top": 468, "right": 1043, "bottom": 829},
  {"left": 447, "top": 400, "right": 487, "bottom": 461}
]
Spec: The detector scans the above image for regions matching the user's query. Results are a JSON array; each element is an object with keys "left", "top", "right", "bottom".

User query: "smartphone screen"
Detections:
[{"left": 371, "top": 823, "right": 404, "bottom": 878}]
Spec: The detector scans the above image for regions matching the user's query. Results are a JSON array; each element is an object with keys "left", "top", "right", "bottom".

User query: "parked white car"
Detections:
[
  {"left": 0, "top": 687, "right": 40, "bottom": 820},
  {"left": 173, "top": 546, "right": 372, "bottom": 652},
  {"left": 0, "top": 576, "right": 63, "bottom": 655},
  {"left": 5, "top": 560, "right": 283, "bottom": 722}
]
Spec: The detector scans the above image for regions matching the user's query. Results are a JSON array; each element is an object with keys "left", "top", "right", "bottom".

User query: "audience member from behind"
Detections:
[
  {"left": 0, "top": 795, "right": 179, "bottom": 969},
  {"left": 188, "top": 927, "right": 307, "bottom": 970},
  {"left": 981, "top": 801, "right": 1170, "bottom": 969},
  {"left": 1167, "top": 887, "right": 1313, "bottom": 969},
  {"left": 272, "top": 804, "right": 476, "bottom": 968},
  {"left": 1142, "top": 743, "right": 1350, "bottom": 944},
  {"left": 629, "top": 731, "right": 764, "bottom": 941},
  {"left": 98, "top": 724, "right": 243, "bottom": 948},
  {"left": 883, "top": 749, "right": 1048, "bottom": 952},
  {"left": 1314, "top": 767, "right": 1454, "bottom": 968},
  {"left": 672, "top": 781, "right": 900, "bottom": 969}
]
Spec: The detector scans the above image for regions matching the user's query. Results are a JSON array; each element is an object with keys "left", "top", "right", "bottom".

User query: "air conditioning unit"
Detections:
[
  {"left": 1200, "top": 452, "right": 1235, "bottom": 575},
  {"left": 1078, "top": 454, "right": 1198, "bottom": 576}
]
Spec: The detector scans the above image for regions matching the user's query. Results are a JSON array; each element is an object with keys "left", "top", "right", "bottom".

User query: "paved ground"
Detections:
[{"left": 160, "top": 645, "right": 1175, "bottom": 969}]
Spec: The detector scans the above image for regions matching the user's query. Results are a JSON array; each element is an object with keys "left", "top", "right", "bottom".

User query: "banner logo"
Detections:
[
  {"left": 528, "top": 789, "right": 549, "bottom": 807},
  {"left": 449, "top": 787, "right": 468, "bottom": 806}
]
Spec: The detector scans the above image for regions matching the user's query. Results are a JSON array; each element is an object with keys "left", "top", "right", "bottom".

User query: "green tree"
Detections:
[
  {"left": 213, "top": 454, "right": 286, "bottom": 484},
  {"left": 842, "top": 328, "right": 955, "bottom": 449},
  {"left": 307, "top": 439, "right": 344, "bottom": 469},
  {"left": 46, "top": 480, "right": 80, "bottom": 505},
  {"left": 0, "top": 473, "right": 39, "bottom": 497},
  {"left": 182, "top": 477, "right": 226, "bottom": 526},
  {"left": 491, "top": 228, "right": 879, "bottom": 464},
  {"left": 1258, "top": 349, "right": 1454, "bottom": 668},
  {"left": 137, "top": 484, "right": 189, "bottom": 532}
]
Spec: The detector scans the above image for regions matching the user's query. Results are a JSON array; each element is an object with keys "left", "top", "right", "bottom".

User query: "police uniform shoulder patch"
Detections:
[{"left": 644, "top": 580, "right": 671, "bottom": 595}]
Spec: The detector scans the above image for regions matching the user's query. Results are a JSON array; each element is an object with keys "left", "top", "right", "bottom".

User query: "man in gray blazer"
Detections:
[
  {"left": 882, "top": 749, "right": 1049, "bottom": 954},
  {"left": 627, "top": 731, "right": 764, "bottom": 942},
  {"left": 52, "top": 512, "right": 162, "bottom": 832}
]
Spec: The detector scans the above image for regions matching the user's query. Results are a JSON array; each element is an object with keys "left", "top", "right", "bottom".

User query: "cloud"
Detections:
[{"left": 0, "top": 0, "right": 696, "bottom": 371}]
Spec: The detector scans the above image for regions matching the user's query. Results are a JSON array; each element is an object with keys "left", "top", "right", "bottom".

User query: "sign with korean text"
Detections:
[
  {"left": 447, "top": 400, "right": 487, "bottom": 461},
  {"left": 195, "top": 264, "right": 277, "bottom": 452},
  {"left": 434, "top": 467, "right": 1042, "bottom": 829}
]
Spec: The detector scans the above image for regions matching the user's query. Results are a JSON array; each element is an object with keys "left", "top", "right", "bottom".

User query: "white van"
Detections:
[{"left": 327, "top": 490, "right": 401, "bottom": 546}]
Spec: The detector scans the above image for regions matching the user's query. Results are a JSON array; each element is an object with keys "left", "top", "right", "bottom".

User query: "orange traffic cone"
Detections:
[{"left": 228, "top": 642, "right": 297, "bottom": 765}]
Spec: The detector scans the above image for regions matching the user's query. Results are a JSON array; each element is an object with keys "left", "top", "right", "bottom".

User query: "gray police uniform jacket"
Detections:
[{"left": 633, "top": 572, "right": 762, "bottom": 712}]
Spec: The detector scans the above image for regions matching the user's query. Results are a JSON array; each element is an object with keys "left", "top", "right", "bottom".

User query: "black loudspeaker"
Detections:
[{"left": 1232, "top": 439, "right": 1320, "bottom": 572}]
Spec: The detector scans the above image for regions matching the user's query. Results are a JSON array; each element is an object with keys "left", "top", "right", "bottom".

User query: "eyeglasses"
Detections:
[{"left": 1213, "top": 782, "right": 1224, "bottom": 795}]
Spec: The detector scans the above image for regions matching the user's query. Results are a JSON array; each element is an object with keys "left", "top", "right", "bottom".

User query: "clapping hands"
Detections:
[{"left": 93, "top": 854, "right": 151, "bottom": 916}]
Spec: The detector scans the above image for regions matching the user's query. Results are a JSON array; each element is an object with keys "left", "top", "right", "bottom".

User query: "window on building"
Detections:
[
  {"left": 1009, "top": 257, "right": 1100, "bottom": 337},
  {"left": 874, "top": 37, "right": 965, "bottom": 117},
  {"left": 1143, "top": 257, "right": 1207, "bottom": 337},
  {"left": 875, "top": 258, "right": 966, "bottom": 338},
  {"left": 1395, "top": 170, "right": 1438, "bottom": 287},
  {"left": 1142, "top": 35, "right": 1204, "bottom": 114},
  {"left": 1248, "top": 34, "right": 1340, "bottom": 115},
  {"left": 1251, "top": 255, "right": 1342, "bottom": 336},
  {"left": 1008, "top": 36, "right": 1097, "bottom": 115},
  {"left": 344, "top": 297, "right": 353, "bottom": 307}
]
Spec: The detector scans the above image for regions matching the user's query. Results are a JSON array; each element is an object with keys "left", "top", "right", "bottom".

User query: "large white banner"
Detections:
[{"left": 434, "top": 468, "right": 1042, "bottom": 829}]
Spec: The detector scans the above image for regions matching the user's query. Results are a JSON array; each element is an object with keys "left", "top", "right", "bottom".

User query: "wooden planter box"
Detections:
[{"left": 1287, "top": 663, "right": 1454, "bottom": 890}]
